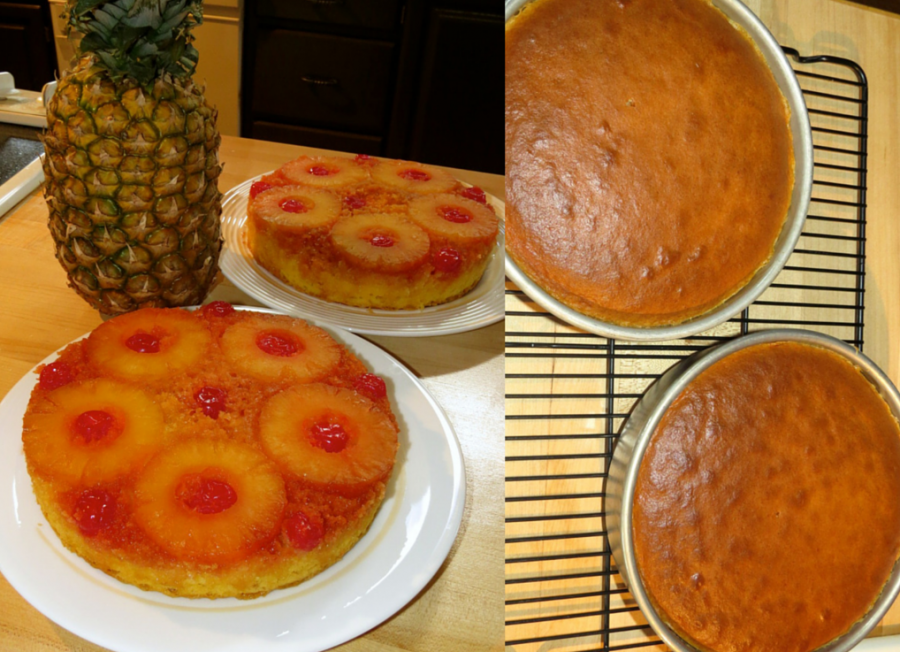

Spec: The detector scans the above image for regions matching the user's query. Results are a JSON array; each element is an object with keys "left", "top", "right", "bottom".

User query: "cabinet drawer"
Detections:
[
  {"left": 251, "top": 121, "right": 382, "bottom": 155},
  {"left": 255, "top": 0, "right": 402, "bottom": 31},
  {"left": 251, "top": 30, "right": 394, "bottom": 133}
]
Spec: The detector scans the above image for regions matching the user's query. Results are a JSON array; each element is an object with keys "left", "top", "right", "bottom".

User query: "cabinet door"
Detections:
[
  {"left": 251, "top": 120, "right": 382, "bottom": 154},
  {"left": 251, "top": 30, "right": 394, "bottom": 133},
  {"left": 406, "top": 8, "right": 503, "bottom": 174},
  {"left": 0, "top": 2, "right": 56, "bottom": 91},
  {"left": 256, "top": 0, "right": 402, "bottom": 31}
]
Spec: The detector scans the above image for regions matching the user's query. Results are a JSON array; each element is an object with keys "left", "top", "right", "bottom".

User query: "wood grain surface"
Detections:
[
  {"left": 505, "top": 0, "right": 900, "bottom": 650},
  {"left": 0, "top": 136, "right": 505, "bottom": 651}
]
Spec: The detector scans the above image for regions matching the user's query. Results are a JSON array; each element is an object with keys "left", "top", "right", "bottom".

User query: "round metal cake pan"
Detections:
[
  {"left": 504, "top": 0, "right": 814, "bottom": 342},
  {"left": 606, "top": 329, "right": 900, "bottom": 652}
]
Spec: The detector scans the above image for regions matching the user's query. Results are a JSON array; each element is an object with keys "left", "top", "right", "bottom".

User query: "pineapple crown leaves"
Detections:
[{"left": 65, "top": 0, "right": 204, "bottom": 85}]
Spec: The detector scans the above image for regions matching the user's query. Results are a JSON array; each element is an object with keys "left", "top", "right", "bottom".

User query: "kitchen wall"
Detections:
[
  {"left": 192, "top": 0, "right": 241, "bottom": 136},
  {"left": 47, "top": 1, "right": 73, "bottom": 75}
]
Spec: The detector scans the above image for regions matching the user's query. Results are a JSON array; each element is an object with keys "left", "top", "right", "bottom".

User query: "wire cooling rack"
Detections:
[{"left": 505, "top": 50, "right": 869, "bottom": 651}]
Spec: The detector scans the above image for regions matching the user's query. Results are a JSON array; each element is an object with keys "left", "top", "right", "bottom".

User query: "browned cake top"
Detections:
[
  {"left": 633, "top": 342, "right": 900, "bottom": 652},
  {"left": 505, "top": 0, "right": 794, "bottom": 326}
]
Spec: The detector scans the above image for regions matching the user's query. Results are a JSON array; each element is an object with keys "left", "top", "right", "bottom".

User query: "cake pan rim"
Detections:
[
  {"left": 607, "top": 328, "right": 900, "bottom": 652},
  {"left": 504, "top": 0, "right": 814, "bottom": 342}
]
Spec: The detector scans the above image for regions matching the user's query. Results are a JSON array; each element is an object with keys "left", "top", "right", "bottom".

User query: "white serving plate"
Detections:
[{"left": 0, "top": 308, "right": 466, "bottom": 652}]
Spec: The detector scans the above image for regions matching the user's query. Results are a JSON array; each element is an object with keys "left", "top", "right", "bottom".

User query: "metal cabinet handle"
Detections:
[{"left": 301, "top": 75, "right": 340, "bottom": 86}]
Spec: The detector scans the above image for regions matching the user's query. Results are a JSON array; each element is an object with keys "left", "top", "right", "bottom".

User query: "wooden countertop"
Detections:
[
  {"left": 746, "top": 0, "right": 900, "bottom": 382},
  {"left": 505, "top": 1, "right": 900, "bottom": 650},
  {"left": 0, "top": 136, "right": 505, "bottom": 651}
]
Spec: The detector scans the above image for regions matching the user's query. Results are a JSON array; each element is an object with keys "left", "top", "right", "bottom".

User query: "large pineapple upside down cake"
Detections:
[
  {"left": 22, "top": 303, "right": 398, "bottom": 599},
  {"left": 246, "top": 153, "right": 500, "bottom": 310}
]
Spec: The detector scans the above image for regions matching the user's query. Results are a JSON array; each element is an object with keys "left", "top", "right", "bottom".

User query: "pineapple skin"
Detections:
[{"left": 42, "top": 55, "right": 223, "bottom": 316}]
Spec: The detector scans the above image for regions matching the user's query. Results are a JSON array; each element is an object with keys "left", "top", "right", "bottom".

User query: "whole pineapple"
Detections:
[{"left": 42, "top": 0, "right": 222, "bottom": 315}]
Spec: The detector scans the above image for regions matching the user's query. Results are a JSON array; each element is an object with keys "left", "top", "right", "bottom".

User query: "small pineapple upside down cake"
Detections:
[
  {"left": 22, "top": 304, "right": 399, "bottom": 599},
  {"left": 246, "top": 154, "right": 500, "bottom": 310}
]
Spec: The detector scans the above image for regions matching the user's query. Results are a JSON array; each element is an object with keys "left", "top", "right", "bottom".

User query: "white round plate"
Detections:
[
  {"left": 0, "top": 311, "right": 466, "bottom": 652},
  {"left": 219, "top": 174, "right": 505, "bottom": 337}
]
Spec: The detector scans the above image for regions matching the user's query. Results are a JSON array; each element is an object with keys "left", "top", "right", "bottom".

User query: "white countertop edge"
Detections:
[
  {"left": 858, "top": 635, "right": 900, "bottom": 650},
  {"left": 0, "top": 156, "right": 43, "bottom": 219},
  {"left": 0, "top": 112, "right": 46, "bottom": 128}
]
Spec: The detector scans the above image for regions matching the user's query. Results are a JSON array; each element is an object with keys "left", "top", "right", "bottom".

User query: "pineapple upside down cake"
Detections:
[
  {"left": 246, "top": 154, "right": 501, "bottom": 310},
  {"left": 22, "top": 304, "right": 399, "bottom": 599}
]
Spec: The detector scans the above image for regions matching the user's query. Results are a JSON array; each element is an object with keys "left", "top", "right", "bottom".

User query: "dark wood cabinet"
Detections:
[
  {"left": 0, "top": 0, "right": 58, "bottom": 91},
  {"left": 405, "top": 8, "right": 503, "bottom": 172},
  {"left": 251, "top": 30, "right": 395, "bottom": 132},
  {"left": 250, "top": 120, "right": 383, "bottom": 154},
  {"left": 255, "top": 0, "right": 403, "bottom": 31},
  {"left": 241, "top": 0, "right": 502, "bottom": 173}
]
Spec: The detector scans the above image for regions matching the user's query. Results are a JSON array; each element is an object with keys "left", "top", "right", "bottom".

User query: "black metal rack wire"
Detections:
[{"left": 505, "top": 51, "right": 869, "bottom": 651}]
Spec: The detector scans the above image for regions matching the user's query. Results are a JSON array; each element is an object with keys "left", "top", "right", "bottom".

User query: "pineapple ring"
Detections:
[
  {"left": 23, "top": 379, "right": 167, "bottom": 485},
  {"left": 330, "top": 214, "right": 430, "bottom": 273},
  {"left": 280, "top": 155, "right": 369, "bottom": 188},
  {"left": 133, "top": 438, "right": 287, "bottom": 563},
  {"left": 220, "top": 313, "right": 342, "bottom": 383},
  {"left": 259, "top": 383, "right": 398, "bottom": 492},
  {"left": 371, "top": 160, "right": 457, "bottom": 194},
  {"left": 250, "top": 186, "right": 341, "bottom": 231},
  {"left": 85, "top": 308, "right": 212, "bottom": 381},
  {"left": 408, "top": 194, "right": 500, "bottom": 243}
]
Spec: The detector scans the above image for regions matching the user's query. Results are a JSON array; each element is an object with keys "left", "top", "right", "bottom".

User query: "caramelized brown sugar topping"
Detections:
[
  {"left": 505, "top": 0, "right": 794, "bottom": 326},
  {"left": 633, "top": 342, "right": 900, "bottom": 652},
  {"left": 22, "top": 306, "right": 400, "bottom": 598}
]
